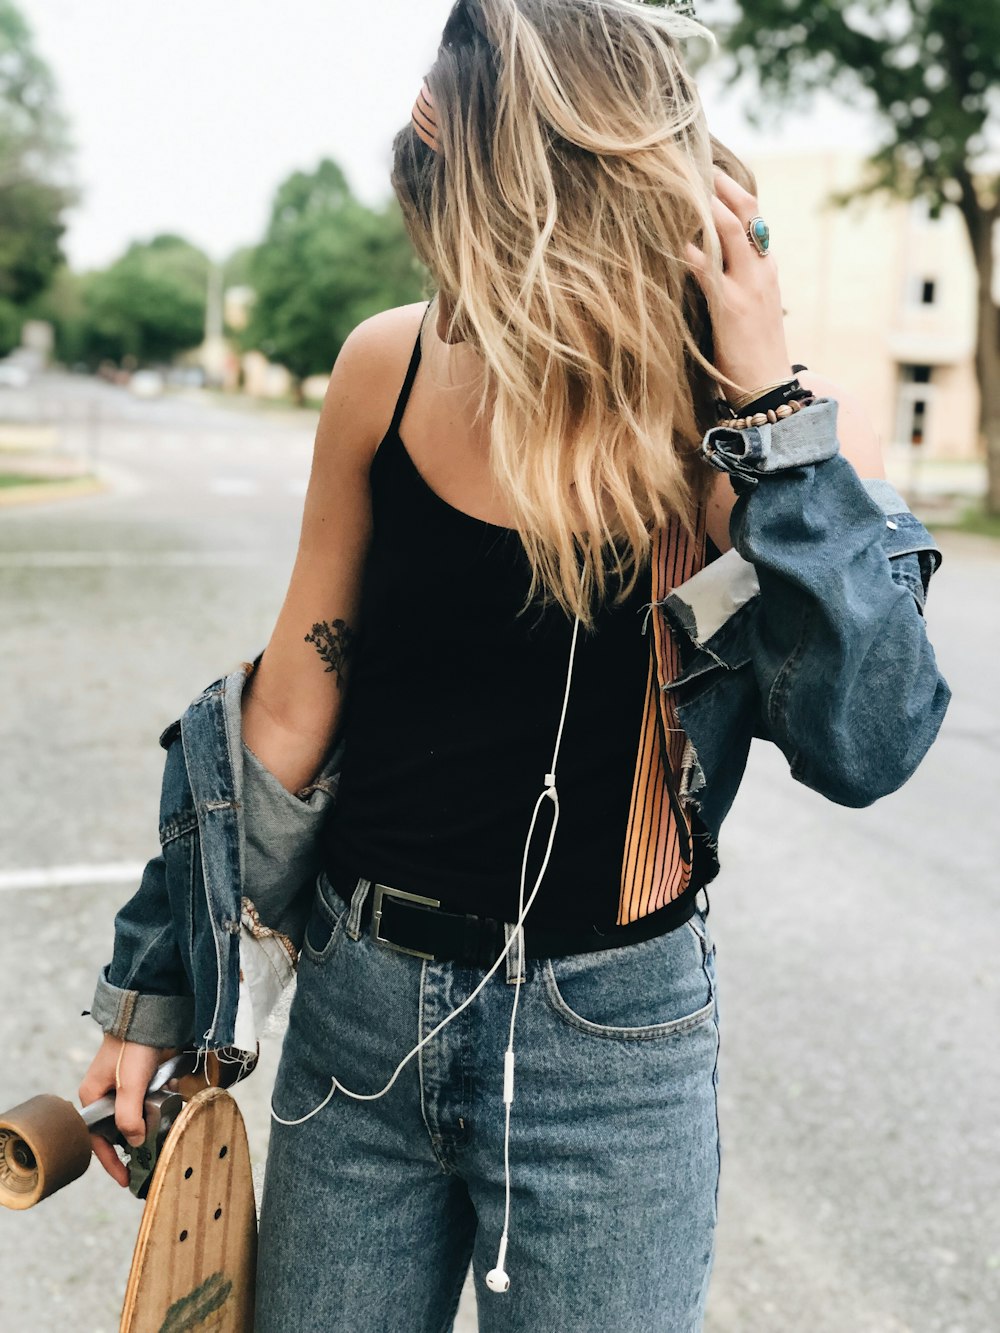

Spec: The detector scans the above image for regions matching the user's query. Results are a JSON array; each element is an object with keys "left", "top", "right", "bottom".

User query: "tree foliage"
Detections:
[
  {"left": 79, "top": 234, "right": 209, "bottom": 366},
  {"left": 244, "top": 158, "right": 427, "bottom": 384},
  {"left": 0, "top": 0, "right": 76, "bottom": 352},
  {"left": 715, "top": 0, "right": 1000, "bottom": 508},
  {"left": 721, "top": 1, "right": 998, "bottom": 209},
  {"left": 27, "top": 262, "right": 85, "bottom": 364}
]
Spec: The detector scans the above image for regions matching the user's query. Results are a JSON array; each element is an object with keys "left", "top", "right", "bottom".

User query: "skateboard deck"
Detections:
[{"left": 120, "top": 1087, "right": 257, "bottom": 1333}]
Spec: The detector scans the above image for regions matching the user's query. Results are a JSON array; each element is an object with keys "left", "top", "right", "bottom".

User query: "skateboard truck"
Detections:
[
  {"left": 82, "top": 1053, "right": 198, "bottom": 1198},
  {"left": 0, "top": 1046, "right": 257, "bottom": 1210}
]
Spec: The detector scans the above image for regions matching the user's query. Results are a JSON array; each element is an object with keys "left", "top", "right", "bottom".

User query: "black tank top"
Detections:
[{"left": 322, "top": 307, "right": 710, "bottom": 934}]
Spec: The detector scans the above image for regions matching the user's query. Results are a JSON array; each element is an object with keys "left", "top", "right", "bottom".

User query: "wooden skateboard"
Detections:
[{"left": 0, "top": 1053, "right": 258, "bottom": 1332}]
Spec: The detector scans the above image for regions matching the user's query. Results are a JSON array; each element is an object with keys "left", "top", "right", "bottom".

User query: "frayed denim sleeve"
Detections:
[{"left": 700, "top": 400, "right": 951, "bottom": 807}]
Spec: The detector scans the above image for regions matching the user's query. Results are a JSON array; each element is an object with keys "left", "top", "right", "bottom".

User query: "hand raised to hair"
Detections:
[{"left": 686, "top": 170, "right": 793, "bottom": 401}]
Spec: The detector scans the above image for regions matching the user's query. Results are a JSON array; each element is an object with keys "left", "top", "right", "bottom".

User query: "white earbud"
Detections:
[{"left": 486, "top": 1234, "right": 510, "bottom": 1292}]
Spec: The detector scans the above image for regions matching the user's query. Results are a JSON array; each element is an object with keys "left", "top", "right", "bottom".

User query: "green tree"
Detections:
[
  {"left": 715, "top": 0, "right": 1000, "bottom": 511},
  {"left": 245, "top": 158, "right": 427, "bottom": 397},
  {"left": 80, "top": 234, "right": 209, "bottom": 366},
  {"left": 221, "top": 244, "right": 255, "bottom": 291},
  {"left": 28, "top": 263, "right": 87, "bottom": 365},
  {"left": 0, "top": 1, "right": 76, "bottom": 353}
]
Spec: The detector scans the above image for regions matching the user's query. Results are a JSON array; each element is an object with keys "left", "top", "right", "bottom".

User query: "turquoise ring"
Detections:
[{"left": 747, "top": 216, "right": 771, "bottom": 257}]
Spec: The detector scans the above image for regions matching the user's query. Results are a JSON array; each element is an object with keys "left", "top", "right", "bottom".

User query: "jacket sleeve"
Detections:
[
  {"left": 89, "top": 724, "right": 197, "bottom": 1049},
  {"left": 700, "top": 397, "right": 951, "bottom": 807},
  {"left": 89, "top": 855, "right": 196, "bottom": 1049}
]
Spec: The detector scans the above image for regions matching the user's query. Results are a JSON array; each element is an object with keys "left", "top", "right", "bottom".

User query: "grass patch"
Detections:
[
  {"left": 928, "top": 503, "right": 1000, "bottom": 540},
  {"left": 0, "top": 472, "right": 59, "bottom": 489}
]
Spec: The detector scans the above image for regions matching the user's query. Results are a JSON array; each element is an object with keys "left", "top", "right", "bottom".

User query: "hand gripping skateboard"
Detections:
[{"left": 0, "top": 1050, "right": 258, "bottom": 1332}]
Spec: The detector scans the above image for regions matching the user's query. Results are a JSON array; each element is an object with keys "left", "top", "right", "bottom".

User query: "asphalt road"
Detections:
[{"left": 1, "top": 374, "right": 997, "bottom": 1333}]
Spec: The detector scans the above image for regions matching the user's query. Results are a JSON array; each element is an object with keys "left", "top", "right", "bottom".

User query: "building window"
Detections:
[
  {"left": 903, "top": 364, "right": 933, "bottom": 384},
  {"left": 896, "top": 365, "right": 936, "bottom": 447},
  {"left": 920, "top": 278, "right": 937, "bottom": 306},
  {"left": 908, "top": 398, "right": 928, "bottom": 446}
]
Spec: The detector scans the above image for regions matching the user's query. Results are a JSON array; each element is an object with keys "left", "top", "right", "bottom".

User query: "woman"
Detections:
[{"left": 80, "top": 2, "right": 950, "bottom": 1329}]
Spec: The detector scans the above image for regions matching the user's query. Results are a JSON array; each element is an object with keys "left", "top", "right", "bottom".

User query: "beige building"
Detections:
[{"left": 750, "top": 150, "right": 983, "bottom": 461}]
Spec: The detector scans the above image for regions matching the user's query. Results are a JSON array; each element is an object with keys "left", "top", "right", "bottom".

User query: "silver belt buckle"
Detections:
[{"left": 372, "top": 883, "right": 442, "bottom": 961}]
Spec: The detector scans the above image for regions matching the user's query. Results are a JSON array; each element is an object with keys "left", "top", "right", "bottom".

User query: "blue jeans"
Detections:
[{"left": 256, "top": 872, "right": 722, "bottom": 1332}]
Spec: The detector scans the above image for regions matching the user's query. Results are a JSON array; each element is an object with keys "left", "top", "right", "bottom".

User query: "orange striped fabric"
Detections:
[{"left": 616, "top": 510, "right": 708, "bottom": 925}]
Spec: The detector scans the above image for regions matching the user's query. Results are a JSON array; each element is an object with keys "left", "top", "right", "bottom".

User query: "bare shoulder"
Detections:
[
  {"left": 316, "top": 301, "right": 431, "bottom": 469},
  {"left": 797, "top": 370, "right": 886, "bottom": 480}
]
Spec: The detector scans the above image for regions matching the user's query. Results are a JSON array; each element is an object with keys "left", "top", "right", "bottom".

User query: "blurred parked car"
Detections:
[
  {"left": 166, "top": 366, "right": 207, "bottom": 388},
  {"left": 128, "top": 370, "right": 165, "bottom": 399},
  {"left": 0, "top": 362, "right": 30, "bottom": 389}
]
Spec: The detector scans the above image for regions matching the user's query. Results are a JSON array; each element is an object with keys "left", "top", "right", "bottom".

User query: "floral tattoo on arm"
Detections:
[{"left": 304, "top": 619, "right": 355, "bottom": 689}]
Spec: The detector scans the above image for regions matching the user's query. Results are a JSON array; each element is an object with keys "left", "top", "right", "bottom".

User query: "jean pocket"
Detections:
[
  {"left": 543, "top": 918, "right": 715, "bottom": 1041},
  {"left": 301, "top": 871, "right": 350, "bottom": 966}
]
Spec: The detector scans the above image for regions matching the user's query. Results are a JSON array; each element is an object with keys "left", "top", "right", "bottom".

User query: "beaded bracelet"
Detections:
[{"left": 715, "top": 396, "right": 818, "bottom": 431}]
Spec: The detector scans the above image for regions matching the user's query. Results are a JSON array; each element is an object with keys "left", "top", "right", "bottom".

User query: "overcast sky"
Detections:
[{"left": 20, "top": 0, "right": 879, "bottom": 271}]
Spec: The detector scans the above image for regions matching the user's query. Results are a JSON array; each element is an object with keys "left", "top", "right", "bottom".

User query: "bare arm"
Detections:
[
  {"left": 795, "top": 370, "right": 885, "bottom": 480},
  {"left": 241, "top": 308, "right": 422, "bottom": 794}
]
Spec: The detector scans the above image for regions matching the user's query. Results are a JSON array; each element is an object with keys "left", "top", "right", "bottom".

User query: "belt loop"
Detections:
[
  {"left": 346, "top": 877, "right": 372, "bottom": 940},
  {"left": 504, "top": 922, "right": 526, "bottom": 984}
]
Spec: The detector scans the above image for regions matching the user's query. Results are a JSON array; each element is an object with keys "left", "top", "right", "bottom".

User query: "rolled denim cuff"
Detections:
[
  {"left": 701, "top": 398, "right": 840, "bottom": 485},
  {"left": 90, "top": 967, "right": 195, "bottom": 1049}
]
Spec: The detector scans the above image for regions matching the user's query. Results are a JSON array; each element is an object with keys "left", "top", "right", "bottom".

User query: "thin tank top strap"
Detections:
[{"left": 387, "top": 300, "right": 434, "bottom": 439}]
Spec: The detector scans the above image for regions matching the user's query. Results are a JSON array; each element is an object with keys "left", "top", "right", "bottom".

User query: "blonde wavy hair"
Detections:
[{"left": 391, "top": 0, "right": 755, "bottom": 626}]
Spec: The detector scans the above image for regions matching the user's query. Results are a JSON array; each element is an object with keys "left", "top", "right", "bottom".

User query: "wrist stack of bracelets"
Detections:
[{"left": 715, "top": 368, "right": 815, "bottom": 430}]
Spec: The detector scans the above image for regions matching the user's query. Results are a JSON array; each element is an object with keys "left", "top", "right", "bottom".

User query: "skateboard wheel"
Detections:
[{"left": 0, "top": 1095, "right": 93, "bottom": 1210}]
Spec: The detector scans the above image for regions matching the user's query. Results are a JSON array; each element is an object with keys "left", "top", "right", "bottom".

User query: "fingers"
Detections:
[
  {"left": 79, "top": 1037, "right": 158, "bottom": 1148},
  {"left": 709, "top": 195, "right": 749, "bottom": 274},
  {"left": 714, "top": 167, "right": 757, "bottom": 221},
  {"left": 113, "top": 1046, "right": 161, "bottom": 1148},
  {"left": 78, "top": 1036, "right": 176, "bottom": 1191},
  {"left": 77, "top": 1071, "right": 113, "bottom": 1109},
  {"left": 685, "top": 241, "right": 709, "bottom": 290},
  {"left": 688, "top": 171, "right": 759, "bottom": 289},
  {"left": 79, "top": 1040, "right": 132, "bottom": 1186},
  {"left": 712, "top": 169, "right": 764, "bottom": 273},
  {"left": 91, "top": 1133, "right": 130, "bottom": 1188},
  {"left": 78, "top": 1036, "right": 119, "bottom": 1112}
]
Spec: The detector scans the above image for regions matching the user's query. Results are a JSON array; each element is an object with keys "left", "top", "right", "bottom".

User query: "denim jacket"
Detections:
[{"left": 89, "top": 398, "right": 950, "bottom": 1053}]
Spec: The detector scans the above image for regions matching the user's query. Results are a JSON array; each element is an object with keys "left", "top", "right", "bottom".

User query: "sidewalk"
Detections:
[{"left": 884, "top": 448, "right": 988, "bottom": 525}]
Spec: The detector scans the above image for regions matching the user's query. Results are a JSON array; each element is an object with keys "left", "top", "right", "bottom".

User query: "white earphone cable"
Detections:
[
  {"left": 489, "top": 612, "right": 581, "bottom": 1291},
  {"left": 271, "top": 615, "right": 584, "bottom": 1296}
]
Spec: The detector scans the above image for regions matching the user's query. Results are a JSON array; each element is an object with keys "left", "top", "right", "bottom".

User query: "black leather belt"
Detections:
[{"left": 325, "top": 865, "right": 701, "bottom": 969}]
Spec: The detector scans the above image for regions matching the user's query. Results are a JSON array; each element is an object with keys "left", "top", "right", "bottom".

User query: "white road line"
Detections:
[
  {"left": 0, "top": 551, "right": 269, "bottom": 568},
  {"left": 0, "top": 863, "right": 146, "bottom": 893}
]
